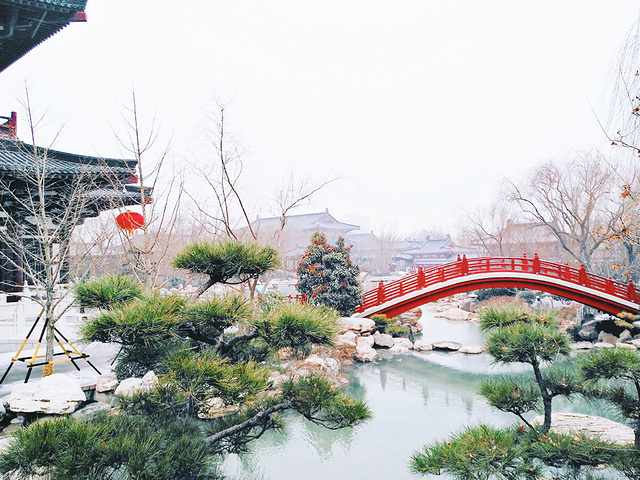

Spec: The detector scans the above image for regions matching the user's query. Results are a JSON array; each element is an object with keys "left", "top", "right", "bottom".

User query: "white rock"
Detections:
[
  {"left": 345, "top": 317, "right": 376, "bottom": 333},
  {"left": 413, "top": 340, "right": 433, "bottom": 352},
  {"left": 354, "top": 344, "right": 377, "bottom": 362},
  {"left": 629, "top": 338, "right": 640, "bottom": 348},
  {"left": 373, "top": 332, "right": 394, "bottom": 348},
  {"left": 336, "top": 331, "right": 357, "bottom": 348},
  {"left": 304, "top": 354, "right": 326, "bottom": 368},
  {"left": 444, "top": 308, "right": 472, "bottom": 321},
  {"left": 533, "top": 412, "right": 634, "bottom": 445},
  {"left": 357, "top": 336, "right": 375, "bottom": 349},
  {"left": 432, "top": 341, "right": 462, "bottom": 351},
  {"left": 0, "top": 437, "right": 12, "bottom": 454},
  {"left": 96, "top": 373, "right": 119, "bottom": 393},
  {"left": 459, "top": 345, "right": 484, "bottom": 354},
  {"left": 114, "top": 377, "right": 143, "bottom": 397},
  {"left": 616, "top": 342, "right": 637, "bottom": 350},
  {"left": 389, "top": 345, "right": 410, "bottom": 354},
  {"left": 7, "top": 374, "right": 86, "bottom": 415},
  {"left": 141, "top": 371, "right": 158, "bottom": 388},
  {"left": 393, "top": 337, "right": 414, "bottom": 349},
  {"left": 593, "top": 342, "right": 615, "bottom": 349}
]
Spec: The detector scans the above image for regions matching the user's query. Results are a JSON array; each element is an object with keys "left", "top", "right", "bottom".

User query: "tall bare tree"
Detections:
[
  {"left": 185, "top": 100, "right": 338, "bottom": 296},
  {"left": 507, "top": 152, "right": 621, "bottom": 271},
  {"left": 0, "top": 91, "right": 141, "bottom": 375}
]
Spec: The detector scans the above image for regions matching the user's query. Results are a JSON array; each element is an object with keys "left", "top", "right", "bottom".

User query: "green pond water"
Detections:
[{"left": 221, "top": 307, "right": 616, "bottom": 480}]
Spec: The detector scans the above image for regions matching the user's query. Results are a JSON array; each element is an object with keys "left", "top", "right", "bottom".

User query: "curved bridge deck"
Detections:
[{"left": 353, "top": 256, "right": 640, "bottom": 318}]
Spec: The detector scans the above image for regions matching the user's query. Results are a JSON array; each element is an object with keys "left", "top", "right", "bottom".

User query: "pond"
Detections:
[
  {"left": 221, "top": 308, "right": 520, "bottom": 479},
  {"left": 222, "top": 306, "right": 617, "bottom": 480}
]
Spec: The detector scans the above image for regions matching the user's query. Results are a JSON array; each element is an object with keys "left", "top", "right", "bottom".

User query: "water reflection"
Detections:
[
  {"left": 221, "top": 309, "right": 606, "bottom": 480},
  {"left": 222, "top": 312, "right": 518, "bottom": 480}
]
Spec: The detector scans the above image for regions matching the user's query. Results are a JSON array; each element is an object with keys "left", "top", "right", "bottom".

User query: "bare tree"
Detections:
[
  {"left": 506, "top": 152, "right": 621, "bottom": 271},
  {"left": 184, "top": 100, "right": 338, "bottom": 297},
  {"left": 73, "top": 91, "right": 185, "bottom": 289},
  {"left": 607, "top": 18, "right": 640, "bottom": 156},
  {"left": 0, "top": 91, "right": 141, "bottom": 376}
]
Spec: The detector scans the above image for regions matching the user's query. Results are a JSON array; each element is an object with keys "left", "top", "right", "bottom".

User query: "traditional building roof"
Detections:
[
  {"left": 0, "top": 137, "right": 137, "bottom": 177},
  {"left": 0, "top": 0, "right": 88, "bottom": 72},
  {"left": 251, "top": 209, "right": 359, "bottom": 234},
  {"left": 0, "top": 137, "right": 145, "bottom": 221}
]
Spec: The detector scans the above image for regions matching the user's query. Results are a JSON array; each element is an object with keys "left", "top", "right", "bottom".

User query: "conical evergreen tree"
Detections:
[{"left": 297, "top": 232, "right": 362, "bottom": 316}]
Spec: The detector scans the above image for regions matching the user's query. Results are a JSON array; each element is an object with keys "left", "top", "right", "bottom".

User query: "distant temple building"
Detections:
[
  {"left": 395, "top": 235, "right": 483, "bottom": 271},
  {"left": 248, "top": 209, "right": 359, "bottom": 271}
]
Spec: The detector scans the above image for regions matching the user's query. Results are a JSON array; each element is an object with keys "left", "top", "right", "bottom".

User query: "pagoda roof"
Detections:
[
  {"left": 0, "top": 0, "right": 87, "bottom": 73},
  {"left": 0, "top": 138, "right": 136, "bottom": 177},
  {"left": 251, "top": 209, "right": 360, "bottom": 233},
  {"left": 400, "top": 236, "right": 455, "bottom": 255}
]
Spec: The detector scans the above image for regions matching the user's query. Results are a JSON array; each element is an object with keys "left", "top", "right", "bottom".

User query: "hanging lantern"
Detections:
[{"left": 116, "top": 211, "right": 144, "bottom": 236}]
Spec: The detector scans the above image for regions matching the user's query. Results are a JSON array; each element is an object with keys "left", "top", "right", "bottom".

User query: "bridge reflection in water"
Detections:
[{"left": 355, "top": 255, "right": 640, "bottom": 318}]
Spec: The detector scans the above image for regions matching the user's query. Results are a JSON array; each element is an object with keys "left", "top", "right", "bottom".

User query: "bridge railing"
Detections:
[{"left": 355, "top": 255, "right": 638, "bottom": 314}]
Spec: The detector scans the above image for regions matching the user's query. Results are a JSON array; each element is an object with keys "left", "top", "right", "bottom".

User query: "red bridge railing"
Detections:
[{"left": 354, "top": 255, "right": 638, "bottom": 314}]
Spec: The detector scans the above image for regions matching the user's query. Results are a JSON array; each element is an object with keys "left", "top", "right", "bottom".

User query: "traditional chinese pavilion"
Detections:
[
  {"left": 0, "top": 0, "right": 144, "bottom": 294},
  {"left": 249, "top": 209, "right": 360, "bottom": 270}
]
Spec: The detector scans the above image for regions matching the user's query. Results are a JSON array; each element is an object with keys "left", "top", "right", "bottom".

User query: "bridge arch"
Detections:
[{"left": 353, "top": 256, "right": 640, "bottom": 318}]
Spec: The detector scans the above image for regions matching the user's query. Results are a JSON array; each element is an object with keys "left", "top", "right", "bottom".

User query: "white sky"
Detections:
[{"left": 0, "top": 1, "right": 638, "bottom": 236}]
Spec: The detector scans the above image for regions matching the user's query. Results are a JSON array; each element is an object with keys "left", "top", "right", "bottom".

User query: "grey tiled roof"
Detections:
[
  {"left": 251, "top": 209, "right": 359, "bottom": 232},
  {"left": 0, "top": 138, "right": 136, "bottom": 176},
  {"left": 0, "top": 0, "right": 88, "bottom": 73}
]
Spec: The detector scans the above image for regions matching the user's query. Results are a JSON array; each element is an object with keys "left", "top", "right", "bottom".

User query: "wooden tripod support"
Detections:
[{"left": 0, "top": 308, "right": 101, "bottom": 384}]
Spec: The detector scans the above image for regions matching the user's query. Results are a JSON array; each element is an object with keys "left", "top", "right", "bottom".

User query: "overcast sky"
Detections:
[{"left": 0, "top": 1, "right": 638, "bottom": 236}]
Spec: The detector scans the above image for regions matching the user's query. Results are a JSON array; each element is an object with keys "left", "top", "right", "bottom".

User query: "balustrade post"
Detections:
[
  {"left": 461, "top": 255, "right": 468, "bottom": 275},
  {"left": 522, "top": 252, "right": 528, "bottom": 272},
  {"left": 399, "top": 280, "right": 404, "bottom": 296},
  {"left": 606, "top": 278, "right": 614, "bottom": 295},
  {"left": 377, "top": 281, "right": 385, "bottom": 305},
  {"left": 417, "top": 267, "right": 425, "bottom": 289},
  {"left": 579, "top": 265, "right": 587, "bottom": 286},
  {"left": 628, "top": 280, "right": 637, "bottom": 301},
  {"left": 533, "top": 253, "right": 540, "bottom": 274}
]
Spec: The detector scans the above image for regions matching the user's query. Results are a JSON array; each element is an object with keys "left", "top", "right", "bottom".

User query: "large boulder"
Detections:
[
  {"left": 357, "top": 336, "right": 375, "bottom": 349},
  {"left": 373, "top": 332, "right": 394, "bottom": 348},
  {"left": 533, "top": 412, "right": 634, "bottom": 445},
  {"left": 598, "top": 332, "right": 618, "bottom": 345},
  {"left": 114, "top": 371, "right": 158, "bottom": 398},
  {"left": 577, "top": 322, "right": 598, "bottom": 341},
  {"left": 432, "top": 341, "right": 462, "bottom": 351},
  {"left": 413, "top": 340, "right": 433, "bottom": 352},
  {"left": 114, "top": 377, "right": 143, "bottom": 397},
  {"left": 444, "top": 308, "right": 472, "bottom": 321},
  {"left": 336, "top": 331, "right": 358, "bottom": 348},
  {"left": 6, "top": 374, "right": 86, "bottom": 415},
  {"left": 96, "top": 373, "right": 119, "bottom": 393},
  {"left": 459, "top": 345, "right": 484, "bottom": 354},
  {"left": 389, "top": 345, "right": 411, "bottom": 354},
  {"left": 393, "top": 337, "right": 414, "bottom": 350},
  {"left": 354, "top": 344, "right": 377, "bottom": 362},
  {"left": 344, "top": 317, "right": 376, "bottom": 334}
]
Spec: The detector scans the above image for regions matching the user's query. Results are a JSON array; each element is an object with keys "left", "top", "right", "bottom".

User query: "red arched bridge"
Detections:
[{"left": 352, "top": 255, "right": 640, "bottom": 318}]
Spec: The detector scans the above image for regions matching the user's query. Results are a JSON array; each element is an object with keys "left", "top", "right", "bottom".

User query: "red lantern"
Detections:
[{"left": 116, "top": 211, "right": 144, "bottom": 236}]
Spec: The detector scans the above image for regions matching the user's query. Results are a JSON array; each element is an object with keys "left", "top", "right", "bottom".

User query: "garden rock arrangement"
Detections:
[
  {"left": 569, "top": 312, "right": 640, "bottom": 350},
  {"left": 533, "top": 412, "right": 635, "bottom": 445},
  {"left": 2, "top": 374, "right": 86, "bottom": 415},
  {"left": 337, "top": 309, "right": 484, "bottom": 363}
]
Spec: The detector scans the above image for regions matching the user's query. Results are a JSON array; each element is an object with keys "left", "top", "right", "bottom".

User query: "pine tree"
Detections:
[{"left": 297, "top": 232, "right": 362, "bottom": 316}]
